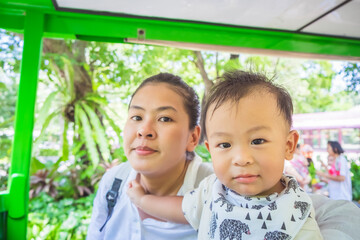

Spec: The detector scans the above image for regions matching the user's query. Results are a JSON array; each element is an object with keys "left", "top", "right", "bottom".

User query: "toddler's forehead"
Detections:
[{"left": 206, "top": 92, "right": 289, "bottom": 127}]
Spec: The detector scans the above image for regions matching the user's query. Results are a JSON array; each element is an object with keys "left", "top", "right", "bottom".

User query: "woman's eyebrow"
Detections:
[
  {"left": 129, "top": 105, "right": 177, "bottom": 112},
  {"left": 129, "top": 105, "right": 144, "bottom": 111},
  {"left": 157, "top": 106, "right": 177, "bottom": 112}
]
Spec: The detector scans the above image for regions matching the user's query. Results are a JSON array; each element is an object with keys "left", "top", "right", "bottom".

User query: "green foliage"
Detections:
[
  {"left": 0, "top": 158, "right": 10, "bottom": 191},
  {"left": 27, "top": 193, "right": 94, "bottom": 240},
  {"left": 308, "top": 162, "right": 316, "bottom": 180},
  {"left": 350, "top": 158, "right": 360, "bottom": 201},
  {"left": 340, "top": 62, "right": 360, "bottom": 94},
  {"left": 195, "top": 144, "right": 211, "bottom": 162},
  {"left": 0, "top": 136, "right": 12, "bottom": 159}
]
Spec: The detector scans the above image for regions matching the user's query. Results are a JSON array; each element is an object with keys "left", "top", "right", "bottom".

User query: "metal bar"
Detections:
[
  {"left": 297, "top": 0, "right": 352, "bottom": 32},
  {"left": 7, "top": 9, "right": 44, "bottom": 240}
]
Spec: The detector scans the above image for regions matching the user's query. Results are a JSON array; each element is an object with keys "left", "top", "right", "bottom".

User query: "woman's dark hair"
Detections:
[
  {"left": 201, "top": 70, "right": 293, "bottom": 139},
  {"left": 131, "top": 73, "right": 200, "bottom": 160},
  {"left": 328, "top": 141, "right": 344, "bottom": 154}
]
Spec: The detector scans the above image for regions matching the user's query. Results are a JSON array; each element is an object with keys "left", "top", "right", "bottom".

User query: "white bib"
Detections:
[{"left": 208, "top": 175, "right": 312, "bottom": 240}]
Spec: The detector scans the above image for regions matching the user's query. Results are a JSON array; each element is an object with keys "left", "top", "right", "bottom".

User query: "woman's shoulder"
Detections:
[
  {"left": 310, "top": 193, "right": 360, "bottom": 239},
  {"left": 99, "top": 162, "right": 132, "bottom": 188},
  {"left": 180, "top": 157, "right": 214, "bottom": 194}
]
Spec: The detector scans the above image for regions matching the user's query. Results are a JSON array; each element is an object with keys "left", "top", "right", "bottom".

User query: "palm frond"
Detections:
[
  {"left": 75, "top": 104, "right": 100, "bottom": 167},
  {"left": 61, "top": 118, "right": 69, "bottom": 162},
  {"left": 33, "top": 110, "right": 61, "bottom": 152},
  {"left": 97, "top": 107, "right": 122, "bottom": 141},
  {"left": 81, "top": 102, "right": 110, "bottom": 163},
  {"left": 83, "top": 93, "right": 108, "bottom": 106},
  {"left": 61, "top": 56, "right": 75, "bottom": 100},
  {"left": 35, "top": 91, "right": 58, "bottom": 128}
]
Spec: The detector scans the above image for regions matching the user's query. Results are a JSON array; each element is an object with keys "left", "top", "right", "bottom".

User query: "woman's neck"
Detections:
[{"left": 139, "top": 160, "right": 190, "bottom": 196}]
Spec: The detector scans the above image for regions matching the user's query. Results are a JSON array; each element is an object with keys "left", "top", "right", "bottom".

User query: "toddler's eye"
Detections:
[
  {"left": 159, "top": 117, "right": 173, "bottom": 122},
  {"left": 131, "top": 116, "right": 142, "bottom": 121},
  {"left": 218, "top": 143, "right": 231, "bottom": 149},
  {"left": 251, "top": 139, "right": 265, "bottom": 145}
]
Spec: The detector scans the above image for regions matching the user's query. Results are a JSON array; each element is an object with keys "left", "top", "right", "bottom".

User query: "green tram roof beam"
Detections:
[{"left": 0, "top": 1, "right": 360, "bottom": 60}]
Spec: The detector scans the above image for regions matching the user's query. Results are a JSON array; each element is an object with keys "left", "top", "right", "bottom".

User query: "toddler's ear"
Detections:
[{"left": 285, "top": 130, "right": 299, "bottom": 160}]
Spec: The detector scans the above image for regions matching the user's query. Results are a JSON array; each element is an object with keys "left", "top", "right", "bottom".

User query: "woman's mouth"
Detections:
[{"left": 134, "top": 146, "right": 157, "bottom": 156}]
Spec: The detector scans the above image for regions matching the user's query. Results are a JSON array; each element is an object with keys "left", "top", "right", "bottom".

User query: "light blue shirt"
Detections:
[
  {"left": 87, "top": 160, "right": 204, "bottom": 240},
  {"left": 327, "top": 155, "right": 352, "bottom": 201}
]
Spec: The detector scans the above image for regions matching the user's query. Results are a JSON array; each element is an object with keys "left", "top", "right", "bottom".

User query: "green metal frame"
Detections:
[
  {"left": 0, "top": 8, "right": 44, "bottom": 240},
  {"left": 0, "top": 0, "right": 360, "bottom": 239}
]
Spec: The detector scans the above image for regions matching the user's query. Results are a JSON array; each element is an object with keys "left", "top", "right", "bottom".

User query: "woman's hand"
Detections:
[
  {"left": 316, "top": 171, "right": 325, "bottom": 178},
  {"left": 127, "top": 173, "right": 146, "bottom": 208}
]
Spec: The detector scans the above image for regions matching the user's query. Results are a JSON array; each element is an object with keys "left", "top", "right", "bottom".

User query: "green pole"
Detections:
[{"left": 7, "top": 10, "right": 44, "bottom": 240}]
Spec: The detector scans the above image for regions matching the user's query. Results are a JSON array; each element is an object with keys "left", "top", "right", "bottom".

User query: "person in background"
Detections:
[
  {"left": 301, "top": 144, "right": 314, "bottom": 167},
  {"left": 317, "top": 141, "right": 352, "bottom": 201},
  {"left": 284, "top": 144, "right": 311, "bottom": 190},
  {"left": 320, "top": 155, "right": 339, "bottom": 177}
]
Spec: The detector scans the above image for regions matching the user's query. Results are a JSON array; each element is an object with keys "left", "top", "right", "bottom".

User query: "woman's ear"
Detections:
[
  {"left": 186, "top": 125, "right": 201, "bottom": 152},
  {"left": 285, "top": 130, "right": 299, "bottom": 160}
]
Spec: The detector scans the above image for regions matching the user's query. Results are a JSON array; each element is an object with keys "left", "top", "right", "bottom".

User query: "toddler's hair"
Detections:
[{"left": 201, "top": 70, "right": 293, "bottom": 139}]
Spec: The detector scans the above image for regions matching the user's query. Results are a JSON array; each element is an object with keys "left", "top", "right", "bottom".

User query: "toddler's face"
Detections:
[{"left": 205, "top": 92, "right": 298, "bottom": 196}]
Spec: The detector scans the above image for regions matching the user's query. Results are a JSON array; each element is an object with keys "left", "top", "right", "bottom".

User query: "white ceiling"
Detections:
[{"left": 54, "top": 0, "right": 360, "bottom": 38}]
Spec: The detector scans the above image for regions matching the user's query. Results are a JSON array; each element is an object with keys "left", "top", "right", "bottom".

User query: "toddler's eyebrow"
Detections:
[
  {"left": 210, "top": 126, "right": 270, "bottom": 138},
  {"left": 246, "top": 126, "right": 271, "bottom": 133},
  {"left": 209, "top": 132, "right": 230, "bottom": 138}
]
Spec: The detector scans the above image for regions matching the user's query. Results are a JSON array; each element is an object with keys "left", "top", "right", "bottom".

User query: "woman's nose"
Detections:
[{"left": 137, "top": 123, "right": 156, "bottom": 139}]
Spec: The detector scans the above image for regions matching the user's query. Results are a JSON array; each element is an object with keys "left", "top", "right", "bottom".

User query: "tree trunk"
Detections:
[
  {"left": 43, "top": 39, "right": 93, "bottom": 100},
  {"left": 193, "top": 51, "right": 213, "bottom": 100},
  {"left": 230, "top": 54, "right": 239, "bottom": 60}
]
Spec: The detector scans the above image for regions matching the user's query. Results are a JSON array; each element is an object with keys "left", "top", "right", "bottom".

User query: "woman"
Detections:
[
  {"left": 87, "top": 73, "right": 212, "bottom": 240},
  {"left": 317, "top": 141, "right": 352, "bottom": 201},
  {"left": 284, "top": 144, "right": 311, "bottom": 190},
  {"left": 87, "top": 72, "right": 359, "bottom": 240}
]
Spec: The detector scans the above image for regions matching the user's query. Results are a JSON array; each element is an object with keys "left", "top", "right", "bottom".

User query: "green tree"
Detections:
[{"left": 340, "top": 62, "right": 360, "bottom": 94}]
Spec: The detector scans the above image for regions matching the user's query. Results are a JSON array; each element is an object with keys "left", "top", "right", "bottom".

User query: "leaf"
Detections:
[
  {"left": 195, "top": 145, "right": 211, "bottom": 162},
  {"left": 62, "top": 118, "right": 69, "bottom": 162},
  {"left": 72, "top": 139, "right": 85, "bottom": 156},
  {"left": 0, "top": 82, "right": 6, "bottom": 89},
  {"left": 30, "top": 157, "right": 46, "bottom": 175},
  {"left": 35, "top": 91, "right": 58, "bottom": 128},
  {"left": 60, "top": 56, "right": 75, "bottom": 100},
  {"left": 0, "top": 116, "right": 14, "bottom": 128},
  {"left": 83, "top": 93, "right": 108, "bottom": 105},
  {"left": 81, "top": 102, "right": 110, "bottom": 163},
  {"left": 33, "top": 110, "right": 61, "bottom": 152},
  {"left": 97, "top": 107, "right": 122, "bottom": 140},
  {"left": 75, "top": 104, "right": 100, "bottom": 167}
]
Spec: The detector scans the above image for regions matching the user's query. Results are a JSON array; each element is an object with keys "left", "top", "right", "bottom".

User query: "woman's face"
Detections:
[
  {"left": 327, "top": 144, "right": 335, "bottom": 156},
  {"left": 123, "top": 83, "right": 199, "bottom": 177}
]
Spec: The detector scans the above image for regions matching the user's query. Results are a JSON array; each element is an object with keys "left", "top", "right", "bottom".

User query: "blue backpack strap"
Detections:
[{"left": 99, "top": 162, "right": 132, "bottom": 232}]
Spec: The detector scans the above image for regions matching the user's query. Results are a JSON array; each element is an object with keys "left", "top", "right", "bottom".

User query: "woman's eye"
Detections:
[
  {"left": 218, "top": 143, "right": 231, "bottom": 149},
  {"left": 251, "top": 139, "right": 265, "bottom": 145},
  {"left": 159, "top": 117, "right": 172, "bottom": 122},
  {"left": 131, "top": 116, "right": 142, "bottom": 121}
]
